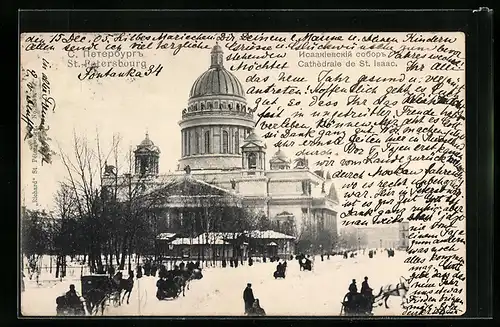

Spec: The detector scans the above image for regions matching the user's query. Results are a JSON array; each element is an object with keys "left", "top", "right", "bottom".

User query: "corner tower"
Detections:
[
  {"left": 134, "top": 133, "right": 160, "bottom": 176},
  {"left": 178, "top": 44, "right": 254, "bottom": 171}
]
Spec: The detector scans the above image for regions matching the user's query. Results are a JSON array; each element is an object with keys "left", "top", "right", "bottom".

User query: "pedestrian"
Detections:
[{"left": 243, "top": 283, "right": 255, "bottom": 314}]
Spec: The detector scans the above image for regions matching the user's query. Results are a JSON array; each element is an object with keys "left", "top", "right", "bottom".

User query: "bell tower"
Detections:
[
  {"left": 134, "top": 132, "right": 160, "bottom": 176},
  {"left": 241, "top": 130, "right": 266, "bottom": 175}
]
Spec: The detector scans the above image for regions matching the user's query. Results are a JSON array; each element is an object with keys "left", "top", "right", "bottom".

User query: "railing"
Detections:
[{"left": 181, "top": 110, "right": 254, "bottom": 119}]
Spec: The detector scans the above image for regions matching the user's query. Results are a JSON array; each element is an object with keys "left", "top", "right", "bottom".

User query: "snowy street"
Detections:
[{"left": 21, "top": 251, "right": 407, "bottom": 316}]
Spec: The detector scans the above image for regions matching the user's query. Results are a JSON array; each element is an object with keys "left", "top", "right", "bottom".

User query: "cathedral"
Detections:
[{"left": 103, "top": 44, "right": 339, "bottom": 255}]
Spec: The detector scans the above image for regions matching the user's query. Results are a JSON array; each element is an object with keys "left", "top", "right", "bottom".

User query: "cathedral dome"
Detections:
[
  {"left": 189, "top": 69, "right": 246, "bottom": 100},
  {"left": 136, "top": 133, "right": 160, "bottom": 153},
  {"left": 273, "top": 149, "right": 288, "bottom": 160},
  {"left": 188, "top": 44, "right": 245, "bottom": 100},
  {"left": 244, "top": 130, "right": 264, "bottom": 146},
  {"left": 178, "top": 44, "right": 255, "bottom": 172}
]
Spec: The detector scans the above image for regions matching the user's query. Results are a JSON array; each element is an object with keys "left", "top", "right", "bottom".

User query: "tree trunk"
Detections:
[
  {"left": 55, "top": 256, "right": 60, "bottom": 278},
  {"left": 62, "top": 255, "right": 67, "bottom": 278},
  {"left": 119, "top": 237, "right": 127, "bottom": 270}
]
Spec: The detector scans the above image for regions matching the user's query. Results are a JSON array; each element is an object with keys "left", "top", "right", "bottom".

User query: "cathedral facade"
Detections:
[{"left": 105, "top": 45, "right": 339, "bottom": 247}]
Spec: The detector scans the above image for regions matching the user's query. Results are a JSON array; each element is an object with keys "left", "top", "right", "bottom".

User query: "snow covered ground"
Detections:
[{"left": 21, "top": 251, "right": 407, "bottom": 316}]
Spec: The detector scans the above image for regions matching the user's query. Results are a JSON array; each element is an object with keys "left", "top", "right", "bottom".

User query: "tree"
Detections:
[
  {"left": 21, "top": 209, "right": 52, "bottom": 279},
  {"left": 58, "top": 132, "right": 123, "bottom": 273}
]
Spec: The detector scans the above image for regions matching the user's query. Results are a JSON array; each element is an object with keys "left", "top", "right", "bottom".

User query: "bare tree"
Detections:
[{"left": 58, "top": 131, "right": 121, "bottom": 273}]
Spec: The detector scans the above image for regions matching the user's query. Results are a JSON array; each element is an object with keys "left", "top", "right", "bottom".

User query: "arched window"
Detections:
[
  {"left": 234, "top": 131, "right": 240, "bottom": 154},
  {"left": 214, "top": 101, "right": 219, "bottom": 109},
  {"left": 228, "top": 103, "right": 233, "bottom": 110},
  {"left": 222, "top": 131, "right": 229, "bottom": 154},
  {"left": 208, "top": 102, "right": 212, "bottom": 109},
  {"left": 187, "top": 132, "right": 191, "bottom": 155},
  {"left": 201, "top": 103, "right": 205, "bottom": 110},
  {"left": 195, "top": 103, "right": 198, "bottom": 111},
  {"left": 248, "top": 153, "right": 257, "bottom": 169},
  {"left": 204, "top": 130, "right": 211, "bottom": 154},
  {"left": 195, "top": 132, "right": 200, "bottom": 154},
  {"left": 236, "top": 104, "right": 240, "bottom": 111}
]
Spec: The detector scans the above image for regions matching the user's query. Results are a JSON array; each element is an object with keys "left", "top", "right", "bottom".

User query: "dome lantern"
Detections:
[{"left": 210, "top": 43, "right": 224, "bottom": 68}]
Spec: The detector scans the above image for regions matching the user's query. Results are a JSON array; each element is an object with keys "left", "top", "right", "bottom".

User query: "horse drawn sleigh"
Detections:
[
  {"left": 55, "top": 272, "right": 134, "bottom": 316},
  {"left": 156, "top": 264, "right": 203, "bottom": 300},
  {"left": 339, "top": 276, "right": 409, "bottom": 316},
  {"left": 340, "top": 292, "right": 374, "bottom": 316}
]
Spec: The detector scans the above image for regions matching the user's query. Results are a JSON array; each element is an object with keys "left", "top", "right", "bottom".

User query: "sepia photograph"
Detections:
[{"left": 20, "top": 31, "right": 466, "bottom": 317}]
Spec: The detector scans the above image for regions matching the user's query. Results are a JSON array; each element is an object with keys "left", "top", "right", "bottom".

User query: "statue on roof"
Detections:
[
  {"left": 294, "top": 156, "right": 309, "bottom": 169},
  {"left": 184, "top": 165, "right": 191, "bottom": 175},
  {"left": 104, "top": 161, "right": 116, "bottom": 176}
]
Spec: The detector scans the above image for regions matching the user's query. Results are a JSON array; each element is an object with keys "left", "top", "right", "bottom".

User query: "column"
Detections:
[{"left": 181, "top": 130, "right": 185, "bottom": 157}]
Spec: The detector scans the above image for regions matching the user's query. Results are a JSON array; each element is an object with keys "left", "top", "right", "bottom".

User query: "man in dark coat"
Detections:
[
  {"left": 347, "top": 279, "right": 358, "bottom": 305},
  {"left": 349, "top": 279, "right": 358, "bottom": 294},
  {"left": 65, "top": 284, "right": 84, "bottom": 314},
  {"left": 361, "top": 276, "right": 373, "bottom": 311},
  {"left": 243, "top": 283, "right": 255, "bottom": 314},
  {"left": 361, "top": 277, "right": 372, "bottom": 296}
]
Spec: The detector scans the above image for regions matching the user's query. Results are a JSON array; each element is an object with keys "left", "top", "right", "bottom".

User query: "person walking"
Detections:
[{"left": 243, "top": 283, "right": 255, "bottom": 314}]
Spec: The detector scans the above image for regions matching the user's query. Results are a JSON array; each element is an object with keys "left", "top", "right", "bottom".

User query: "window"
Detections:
[
  {"left": 140, "top": 157, "right": 147, "bottom": 175},
  {"left": 248, "top": 153, "right": 257, "bottom": 169},
  {"left": 187, "top": 132, "right": 191, "bottom": 155},
  {"left": 234, "top": 131, "right": 240, "bottom": 154},
  {"left": 183, "top": 131, "right": 188, "bottom": 156},
  {"left": 201, "top": 103, "right": 205, "bottom": 110},
  {"left": 228, "top": 103, "right": 232, "bottom": 110},
  {"left": 222, "top": 131, "right": 229, "bottom": 154},
  {"left": 204, "top": 131, "right": 211, "bottom": 154},
  {"left": 208, "top": 102, "right": 212, "bottom": 109},
  {"left": 195, "top": 132, "right": 200, "bottom": 154},
  {"left": 236, "top": 104, "right": 240, "bottom": 111}
]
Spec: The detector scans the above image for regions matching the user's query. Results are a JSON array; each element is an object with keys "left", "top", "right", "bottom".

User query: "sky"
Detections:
[
  {"left": 19, "top": 32, "right": 466, "bottom": 217},
  {"left": 20, "top": 32, "right": 325, "bottom": 210}
]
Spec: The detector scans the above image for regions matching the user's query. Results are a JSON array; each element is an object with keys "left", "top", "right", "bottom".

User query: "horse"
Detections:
[
  {"left": 190, "top": 268, "right": 203, "bottom": 280},
  {"left": 117, "top": 275, "right": 134, "bottom": 305},
  {"left": 84, "top": 288, "right": 107, "bottom": 315},
  {"left": 373, "top": 276, "right": 408, "bottom": 309},
  {"left": 173, "top": 275, "right": 188, "bottom": 297}
]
